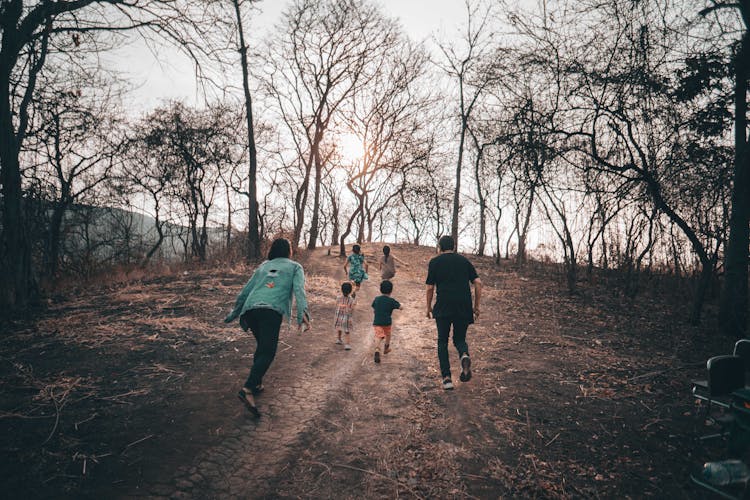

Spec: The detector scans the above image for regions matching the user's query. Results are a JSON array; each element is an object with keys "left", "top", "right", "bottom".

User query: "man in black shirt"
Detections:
[{"left": 425, "top": 235, "right": 482, "bottom": 390}]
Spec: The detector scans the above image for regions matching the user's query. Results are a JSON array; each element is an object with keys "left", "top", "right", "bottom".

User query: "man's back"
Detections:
[{"left": 426, "top": 252, "right": 478, "bottom": 321}]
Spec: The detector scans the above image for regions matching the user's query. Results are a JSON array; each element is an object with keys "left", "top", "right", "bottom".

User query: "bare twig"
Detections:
[
  {"left": 123, "top": 434, "right": 154, "bottom": 452},
  {"left": 545, "top": 432, "right": 560, "bottom": 447},
  {"left": 41, "top": 391, "right": 60, "bottom": 446},
  {"left": 279, "top": 340, "right": 293, "bottom": 353},
  {"left": 75, "top": 413, "right": 97, "bottom": 430},
  {"left": 628, "top": 363, "right": 700, "bottom": 382}
]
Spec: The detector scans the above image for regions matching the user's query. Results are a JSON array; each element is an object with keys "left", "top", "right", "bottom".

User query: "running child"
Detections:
[
  {"left": 371, "top": 280, "right": 401, "bottom": 363},
  {"left": 334, "top": 282, "right": 356, "bottom": 350},
  {"left": 344, "top": 244, "right": 369, "bottom": 296}
]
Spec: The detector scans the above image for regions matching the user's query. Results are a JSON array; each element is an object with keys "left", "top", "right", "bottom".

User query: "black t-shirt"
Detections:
[
  {"left": 425, "top": 252, "right": 478, "bottom": 322},
  {"left": 372, "top": 295, "right": 401, "bottom": 326}
]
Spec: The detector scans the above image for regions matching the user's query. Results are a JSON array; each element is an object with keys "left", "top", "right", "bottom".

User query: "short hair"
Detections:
[
  {"left": 383, "top": 245, "right": 391, "bottom": 258},
  {"left": 268, "top": 238, "right": 291, "bottom": 260},
  {"left": 438, "top": 235, "right": 455, "bottom": 251},
  {"left": 352, "top": 244, "right": 361, "bottom": 254},
  {"left": 341, "top": 282, "right": 353, "bottom": 296},
  {"left": 380, "top": 280, "right": 393, "bottom": 294}
]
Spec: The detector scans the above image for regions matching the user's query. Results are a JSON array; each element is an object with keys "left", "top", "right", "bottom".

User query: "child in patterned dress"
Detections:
[
  {"left": 334, "top": 282, "right": 356, "bottom": 350},
  {"left": 344, "top": 244, "right": 369, "bottom": 296}
]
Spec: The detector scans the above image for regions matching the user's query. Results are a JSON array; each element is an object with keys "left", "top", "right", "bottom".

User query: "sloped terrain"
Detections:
[{"left": 0, "top": 243, "right": 733, "bottom": 498}]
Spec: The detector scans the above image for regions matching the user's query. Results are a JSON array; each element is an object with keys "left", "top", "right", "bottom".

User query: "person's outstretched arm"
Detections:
[
  {"left": 292, "top": 265, "right": 310, "bottom": 329},
  {"left": 472, "top": 278, "right": 482, "bottom": 319},
  {"left": 224, "top": 270, "right": 261, "bottom": 323}
]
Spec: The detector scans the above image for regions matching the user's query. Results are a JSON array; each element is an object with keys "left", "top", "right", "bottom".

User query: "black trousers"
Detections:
[
  {"left": 241, "top": 308, "right": 283, "bottom": 390},
  {"left": 435, "top": 317, "right": 470, "bottom": 378}
]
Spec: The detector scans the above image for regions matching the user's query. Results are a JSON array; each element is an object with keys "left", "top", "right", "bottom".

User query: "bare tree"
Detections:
[
  {"left": 0, "top": 0, "right": 212, "bottom": 311},
  {"left": 23, "top": 69, "right": 125, "bottom": 279},
  {"left": 229, "top": 0, "right": 262, "bottom": 260},
  {"left": 694, "top": 2, "right": 750, "bottom": 337},
  {"left": 258, "top": 0, "right": 398, "bottom": 250},
  {"left": 337, "top": 35, "right": 432, "bottom": 252},
  {"left": 435, "top": 0, "right": 498, "bottom": 245}
]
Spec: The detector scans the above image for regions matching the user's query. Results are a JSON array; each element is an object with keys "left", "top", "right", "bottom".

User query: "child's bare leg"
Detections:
[
  {"left": 374, "top": 337, "right": 382, "bottom": 363},
  {"left": 336, "top": 329, "right": 343, "bottom": 344},
  {"left": 384, "top": 332, "right": 392, "bottom": 354},
  {"left": 344, "top": 332, "right": 351, "bottom": 350}
]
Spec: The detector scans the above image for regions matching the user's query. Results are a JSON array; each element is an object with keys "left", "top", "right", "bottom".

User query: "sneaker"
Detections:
[
  {"left": 237, "top": 389, "right": 261, "bottom": 418},
  {"left": 374, "top": 351, "right": 381, "bottom": 363},
  {"left": 442, "top": 377, "right": 454, "bottom": 390},
  {"left": 460, "top": 354, "right": 472, "bottom": 382},
  {"left": 344, "top": 344, "right": 351, "bottom": 350},
  {"left": 335, "top": 339, "right": 343, "bottom": 345},
  {"left": 383, "top": 344, "right": 391, "bottom": 354}
]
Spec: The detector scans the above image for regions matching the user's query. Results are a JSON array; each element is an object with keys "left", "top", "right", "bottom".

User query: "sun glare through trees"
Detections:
[{"left": 338, "top": 133, "right": 366, "bottom": 164}]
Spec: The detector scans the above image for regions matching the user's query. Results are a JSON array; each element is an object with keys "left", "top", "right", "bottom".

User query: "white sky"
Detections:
[{"left": 112, "top": 0, "right": 538, "bottom": 113}]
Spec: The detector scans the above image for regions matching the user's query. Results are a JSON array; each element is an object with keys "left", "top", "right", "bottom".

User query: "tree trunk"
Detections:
[
  {"left": 719, "top": 33, "right": 750, "bottom": 339},
  {"left": 474, "top": 146, "right": 487, "bottom": 256},
  {"left": 307, "top": 130, "right": 324, "bottom": 249},
  {"left": 517, "top": 187, "right": 535, "bottom": 265},
  {"left": 339, "top": 195, "right": 364, "bottom": 257},
  {"left": 0, "top": 15, "right": 35, "bottom": 310},
  {"left": 225, "top": 184, "right": 232, "bottom": 250},
  {"left": 232, "top": 0, "right": 261, "bottom": 261},
  {"left": 451, "top": 116, "right": 467, "bottom": 244},
  {"left": 46, "top": 201, "right": 67, "bottom": 279},
  {"left": 693, "top": 258, "right": 716, "bottom": 325}
]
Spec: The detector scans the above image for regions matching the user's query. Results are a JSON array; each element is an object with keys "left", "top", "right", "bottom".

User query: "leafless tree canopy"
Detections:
[{"left": 1, "top": 0, "right": 748, "bottom": 336}]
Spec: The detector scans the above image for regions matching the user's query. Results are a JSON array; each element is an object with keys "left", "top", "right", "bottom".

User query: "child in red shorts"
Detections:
[{"left": 371, "top": 280, "right": 401, "bottom": 363}]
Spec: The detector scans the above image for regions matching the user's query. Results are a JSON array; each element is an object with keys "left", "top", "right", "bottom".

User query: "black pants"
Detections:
[
  {"left": 435, "top": 317, "right": 470, "bottom": 378},
  {"left": 241, "top": 308, "right": 283, "bottom": 390}
]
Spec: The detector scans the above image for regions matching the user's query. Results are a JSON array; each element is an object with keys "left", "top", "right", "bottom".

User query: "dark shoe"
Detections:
[
  {"left": 374, "top": 351, "right": 381, "bottom": 363},
  {"left": 442, "top": 377, "right": 454, "bottom": 390},
  {"left": 237, "top": 389, "right": 260, "bottom": 418},
  {"left": 460, "top": 354, "right": 472, "bottom": 382}
]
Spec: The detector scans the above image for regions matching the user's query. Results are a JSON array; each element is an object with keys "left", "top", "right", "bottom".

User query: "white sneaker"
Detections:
[
  {"left": 335, "top": 339, "right": 343, "bottom": 345},
  {"left": 442, "top": 378, "right": 454, "bottom": 390},
  {"left": 344, "top": 344, "right": 351, "bottom": 350}
]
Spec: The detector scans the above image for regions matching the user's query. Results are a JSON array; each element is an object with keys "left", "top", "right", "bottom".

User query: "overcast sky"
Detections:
[{"left": 109, "top": 0, "right": 538, "bottom": 113}]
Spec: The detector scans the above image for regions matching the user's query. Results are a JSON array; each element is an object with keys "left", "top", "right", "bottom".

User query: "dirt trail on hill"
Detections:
[
  {"left": 120, "top": 245, "right": 496, "bottom": 499},
  {"left": 1, "top": 243, "right": 720, "bottom": 499}
]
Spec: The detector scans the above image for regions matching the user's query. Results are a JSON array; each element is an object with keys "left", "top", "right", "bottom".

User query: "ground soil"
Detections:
[{"left": 0, "top": 243, "right": 739, "bottom": 499}]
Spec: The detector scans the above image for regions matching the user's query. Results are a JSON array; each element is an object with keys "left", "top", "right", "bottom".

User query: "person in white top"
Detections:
[{"left": 378, "top": 245, "right": 407, "bottom": 280}]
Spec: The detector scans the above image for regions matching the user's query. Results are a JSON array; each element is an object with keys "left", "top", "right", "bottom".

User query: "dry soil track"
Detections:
[
  {"left": 2, "top": 243, "right": 714, "bottom": 499},
  {"left": 131, "top": 246, "right": 468, "bottom": 498}
]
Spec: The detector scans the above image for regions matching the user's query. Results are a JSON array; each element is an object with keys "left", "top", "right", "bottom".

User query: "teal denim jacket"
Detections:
[{"left": 224, "top": 258, "right": 309, "bottom": 327}]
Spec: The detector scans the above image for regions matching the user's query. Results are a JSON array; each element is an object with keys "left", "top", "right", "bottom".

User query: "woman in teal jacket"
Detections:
[{"left": 225, "top": 238, "right": 311, "bottom": 417}]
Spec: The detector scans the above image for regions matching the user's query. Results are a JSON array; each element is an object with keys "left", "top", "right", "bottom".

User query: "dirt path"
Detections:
[
  {"left": 1, "top": 243, "right": 719, "bottom": 499},
  {"left": 128, "top": 244, "right": 490, "bottom": 499}
]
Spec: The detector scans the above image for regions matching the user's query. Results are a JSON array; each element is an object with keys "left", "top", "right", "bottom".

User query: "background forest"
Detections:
[{"left": 1, "top": 0, "right": 749, "bottom": 339}]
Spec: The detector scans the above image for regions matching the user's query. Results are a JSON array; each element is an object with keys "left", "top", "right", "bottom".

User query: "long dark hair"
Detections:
[
  {"left": 383, "top": 245, "right": 391, "bottom": 262},
  {"left": 268, "top": 238, "right": 292, "bottom": 260}
]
